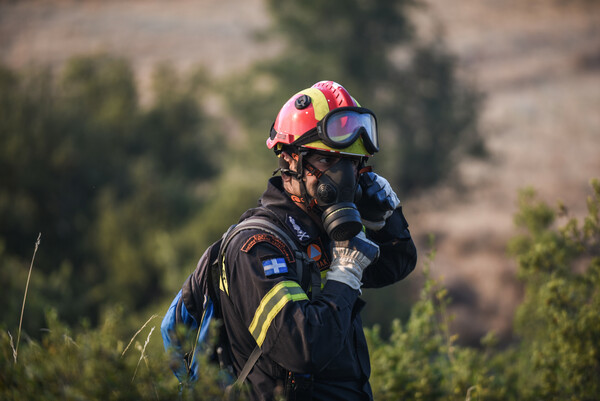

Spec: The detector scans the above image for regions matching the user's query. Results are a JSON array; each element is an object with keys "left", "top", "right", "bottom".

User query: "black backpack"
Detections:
[{"left": 161, "top": 215, "right": 318, "bottom": 393}]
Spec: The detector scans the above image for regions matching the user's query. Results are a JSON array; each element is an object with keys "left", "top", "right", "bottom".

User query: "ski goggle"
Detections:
[{"left": 292, "top": 107, "right": 379, "bottom": 155}]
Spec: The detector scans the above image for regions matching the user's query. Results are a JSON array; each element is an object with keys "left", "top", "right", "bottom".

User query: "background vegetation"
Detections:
[
  {"left": 1, "top": 0, "right": 483, "bottom": 339},
  {"left": 1, "top": 0, "right": 597, "bottom": 399},
  {"left": 2, "top": 180, "right": 598, "bottom": 400}
]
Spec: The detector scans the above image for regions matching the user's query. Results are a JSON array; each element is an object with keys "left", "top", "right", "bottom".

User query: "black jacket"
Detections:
[{"left": 218, "top": 177, "right": 417, "bottom": 401}]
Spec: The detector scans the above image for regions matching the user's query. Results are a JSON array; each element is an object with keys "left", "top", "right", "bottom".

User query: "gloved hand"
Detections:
[
  {"left": 357, "top": 172, "right": 401, "bottom": 231},
  {"left": 326, "top": 231, "right": 380, "bottom": 290}
]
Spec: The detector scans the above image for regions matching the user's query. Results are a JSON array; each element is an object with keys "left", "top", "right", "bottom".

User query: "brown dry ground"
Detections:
[{"left": 1, "top": 0, "right": 599, "bottom": 343}]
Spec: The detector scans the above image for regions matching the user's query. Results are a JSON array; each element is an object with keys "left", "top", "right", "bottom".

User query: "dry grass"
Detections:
[
  {"left": 121, "top": 313, "right": 160, "bottom": 358},
  {"left": 14, "top": 232, "right": 41, "bottom": 363}
]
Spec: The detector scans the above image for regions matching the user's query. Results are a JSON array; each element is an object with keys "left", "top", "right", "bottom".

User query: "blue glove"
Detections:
[{"left": 357, "top": 172, "right": 400, "bottom": 231}]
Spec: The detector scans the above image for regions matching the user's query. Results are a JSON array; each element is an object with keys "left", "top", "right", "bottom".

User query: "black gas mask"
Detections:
[{"left": 309, "top": 158, "right": 363, "bottom": 241}]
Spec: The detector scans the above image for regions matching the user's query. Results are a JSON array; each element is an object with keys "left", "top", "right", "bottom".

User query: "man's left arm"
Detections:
[
  {"left": 356, "top": 172, "right": 418, "bottom": 288},
  {"left": 362, "top": 207, "right": 417, "bottom": 288}
]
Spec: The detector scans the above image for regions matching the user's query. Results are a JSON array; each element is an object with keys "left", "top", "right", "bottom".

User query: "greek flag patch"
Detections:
[{"left": 262, "top": 257, "right": 288, "bottom": 277}]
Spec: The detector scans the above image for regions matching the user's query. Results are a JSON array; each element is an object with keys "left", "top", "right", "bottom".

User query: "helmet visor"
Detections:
[
  {"left": 291, "top": 107, "right": 379, "bottom": 155},
  {"left": 317, "top": 107, "right": 378, "bottom": 154},
  {"left": 323, "top": 108, "right": 378, "bottom": 152}
]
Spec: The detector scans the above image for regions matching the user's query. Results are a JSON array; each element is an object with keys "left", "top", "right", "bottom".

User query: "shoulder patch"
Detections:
[
  {"left": 241, "top": 233, "right": 295, "bottom": 263},
  {"left": 261, "top": 257, "right": 288, "bottom": 277}
]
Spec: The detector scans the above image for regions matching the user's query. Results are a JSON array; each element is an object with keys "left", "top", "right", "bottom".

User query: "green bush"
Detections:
[
  {"left": 0, "top": 309, "right": 235, "bottom": 401},
  {"left": 0, "top": 56, "right": 223, "bottom": 333},
  {"left": 508, "top": 180, "right": 600, "bottom": 400},
  {"left": 367, "top": 179, "right": 599, "bottom": 400},
  {"left": 367, "top": 250, "right": 508, "bottom": 401},
  {"left": 2, "top": 179, "right": 598, "bottom": 400}
]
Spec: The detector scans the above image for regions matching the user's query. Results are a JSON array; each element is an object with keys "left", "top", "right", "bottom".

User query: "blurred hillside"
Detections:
[
  {"left": 0, "top": 0, "right": 279, "bottom": 108},
  {"left": 1, "top": 0, "right": 599, "bottom": 344},
  {"left": 411, "top": 0, "right": 600, "bottom": 342}
]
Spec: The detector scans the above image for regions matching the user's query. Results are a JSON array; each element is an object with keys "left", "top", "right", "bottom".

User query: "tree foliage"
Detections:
[{"left": 0, "top": 56, "right": 222, "bottom": 333}]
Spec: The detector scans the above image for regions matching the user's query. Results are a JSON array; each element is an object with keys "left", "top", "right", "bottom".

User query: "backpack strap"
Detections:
[
  {"left": 220, "top": 216, "right": 312, "bottom": 291},
  {"left": 217, "top": 215, "right": 314, "bottom": 390},
  {"left": 240, "top": 208, "right": 321, "bottom": 298}
]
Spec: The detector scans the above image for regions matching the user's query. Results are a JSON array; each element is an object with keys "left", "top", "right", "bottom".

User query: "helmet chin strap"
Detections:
[
  {"left": 294, "top": 154, "right": 316, "bottom": 211},
  {"left": 279, "top": 148, "right": 368, "bottom": 214},
  {"left": 278, "top": 150, "right": 321, "bottom": 214}
]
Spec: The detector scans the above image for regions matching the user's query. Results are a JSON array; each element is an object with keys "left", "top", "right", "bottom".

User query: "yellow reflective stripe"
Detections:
[
  {"left": 255, "top": 296, "right": 288, "bottom": 346},
  {"left": 220, "top": 259, "right": 229, "bottom": 295},
  {"left": 320, "top": 269, "right": 328, "bottom": 290},
  {"left": 290, "top": 292, "right": 308, "bottom": 301},
  {"left": 299, "top": 88, "right": 330, "bottom": 120},
  {"left": 249, "top": 281, "right": 308, "bottom": 347},
  {"left": 249, "top": 281, "right": 301, "bottom": 333}
]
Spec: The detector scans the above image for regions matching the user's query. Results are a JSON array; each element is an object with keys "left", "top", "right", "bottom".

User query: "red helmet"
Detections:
[{"left": 267, "top": 81, "right": 378, "bottom": 157}]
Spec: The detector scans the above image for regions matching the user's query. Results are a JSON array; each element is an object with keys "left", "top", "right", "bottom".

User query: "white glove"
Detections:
[
  {"left": 357, "top": 172, "right": 401, "bottom": 231},
  {"left": 326, "top": 231, "right": 380, "bottom": 290}
]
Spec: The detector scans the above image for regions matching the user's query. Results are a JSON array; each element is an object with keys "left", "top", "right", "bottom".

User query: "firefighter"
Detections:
[{"left": 215, "top": 80, "right": 418, "bottom": 400}]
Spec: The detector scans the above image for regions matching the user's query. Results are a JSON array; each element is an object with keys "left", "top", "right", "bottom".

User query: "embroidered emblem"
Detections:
[
  {"left": 286, "top": 215, "right": 310, "bottom": 242},
  {"left": 241, "top": 233, "right": 295, "bottom": 263},
  {"left": 307, "top": 243, "right": 322, "bottom": 262},
  {"left": 309, "top": 238, "right": 331, "bottom": 271},
  {"left": 262, "top": 257, "right": 288, "bottom": 277}
]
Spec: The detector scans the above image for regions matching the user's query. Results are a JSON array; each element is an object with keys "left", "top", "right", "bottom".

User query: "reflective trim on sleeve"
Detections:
[
  {"left": 320, "top": 269, "right": 329, "bottom": 290},
  {"left": 249, "top": 281, "right": 308, "bottom": 347}
]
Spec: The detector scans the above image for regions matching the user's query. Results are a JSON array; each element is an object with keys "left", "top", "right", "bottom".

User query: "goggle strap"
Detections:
[{"left": 290, "top": 129, "right": 319, "bottom": 147}]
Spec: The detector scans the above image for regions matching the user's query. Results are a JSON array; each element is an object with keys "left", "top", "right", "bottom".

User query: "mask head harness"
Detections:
[{"left": 275, "top": 146, "right": 369, "bottom": 241}]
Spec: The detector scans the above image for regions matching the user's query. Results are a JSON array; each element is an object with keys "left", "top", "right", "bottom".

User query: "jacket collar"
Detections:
[{"left": 251, "top": 177, "right": 323, "bottom": 245}]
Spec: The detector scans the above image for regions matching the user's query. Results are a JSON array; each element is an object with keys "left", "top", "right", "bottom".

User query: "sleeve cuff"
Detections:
[{"left": 366, "top": 206, "right": 411, "bottom": 243}]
